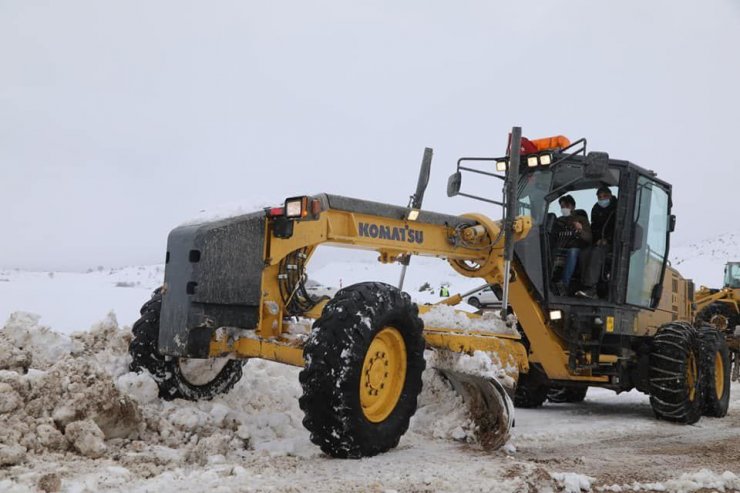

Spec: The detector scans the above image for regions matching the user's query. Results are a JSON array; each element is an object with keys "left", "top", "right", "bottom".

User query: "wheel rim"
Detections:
[
  {"left": 710, "top": 314, "right": 729, "bottom": 332},
  {"left": 360, "top": 326, "right": 407, "bottom": 423},
  {"left": 177, "top": 357, "right": 230, "bottom": 386},
  {"left": 715, "top": 350, "right": 725, "bottom": 400},
  {"left": 686, "top": 351, "right": 698, "bottom": 402}
]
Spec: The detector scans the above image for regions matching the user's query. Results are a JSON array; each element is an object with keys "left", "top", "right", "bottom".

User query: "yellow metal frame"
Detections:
[
  {"left": 695, "top": 286, "right": 740, "bottom": 319},
  {"left": 206, "top": 204, "right": 613, "bottom": 385}
]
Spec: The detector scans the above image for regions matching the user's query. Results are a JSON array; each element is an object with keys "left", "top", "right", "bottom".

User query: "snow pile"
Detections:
[
  {"left": 410, "top": 358, "right": 477, "bottom": 442},
  {"left": 411, "top": 349, "right": 519, "bottom": 445},
  {"left": 0, "top": 312, "right": 79, "bottom": 369},
  {"left": 0, "top": 310, "right": 504, "bottom": 474},
  {"left": 0, "top": 315, "right": 144, "bottom": 465},
  {"left": 552, "top": 472, "right": 595, "bottom": 493},
  {"left": 420, "top": 303, "right": 519, "bottom": 336},
  {"left": 425, "top": 345, "right": 519, "bottom": 389},
  {"left": 599, "top": 469, "right": 740, "bottom": 492},
  {"left": 0, "top": 311, "right": 315, "bottom": 476}
]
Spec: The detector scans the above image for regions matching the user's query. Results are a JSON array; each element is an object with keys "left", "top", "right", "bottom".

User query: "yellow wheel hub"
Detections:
[
  {"left": 360, "top": 327, "right": 407, "bottom": 423},
  {"left": 686, "top": 351, "right": 698, "bottom": 402},
  {"left": 715, "top": 351, "right": 725, "bottom": 400}
]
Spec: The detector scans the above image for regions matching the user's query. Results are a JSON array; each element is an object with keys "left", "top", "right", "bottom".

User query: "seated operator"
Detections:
[
  {"left": 577, "top": 186, "right": 617, "bottom": 298},
  {"left": 552, "top": 194, "right": 592, "bottom": 296}
]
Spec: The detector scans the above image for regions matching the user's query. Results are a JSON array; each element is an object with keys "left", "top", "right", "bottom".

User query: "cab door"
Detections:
[{"left": 625, "top": 176, "right": 672, "bottom": 309}]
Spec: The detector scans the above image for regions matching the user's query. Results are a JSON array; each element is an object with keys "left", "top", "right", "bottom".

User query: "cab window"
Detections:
[
  {"left": 626, "top": 177, "right": 670, "bottom": 308},
  {"left": 724, "top": 263, "right": 740, "bottom": 289}
]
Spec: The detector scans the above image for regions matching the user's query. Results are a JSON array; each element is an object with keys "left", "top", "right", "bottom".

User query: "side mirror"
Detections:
[
  {"left": 447, "top": 172, "right": 462, "bottom": 197},
  {"left": 584, "top": 151, "right": 610, "bottom": 180},
  {"left": 669, "top": 214, "right": 676, "bottom": 233}
]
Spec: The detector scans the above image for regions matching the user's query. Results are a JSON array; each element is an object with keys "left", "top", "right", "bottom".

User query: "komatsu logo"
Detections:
[{"left": 358, "top": 222, "right": 424, "bottom": 244}]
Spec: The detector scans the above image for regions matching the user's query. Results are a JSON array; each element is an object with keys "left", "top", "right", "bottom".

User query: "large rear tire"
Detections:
[
  {"left": 129, "top": 289, "right": 244, "bottom": 401},
  {"left": 698, "top": 326, "right": 731, "bottom": 417},
  {"left": 696, "top": 302, "right": 739, "bottom": 333},
  {"left": 648, "top": 322, "right": 703, "bottom": 424},
  {"left": 299, "top": 282, "right": 425, "bottom": 458}
]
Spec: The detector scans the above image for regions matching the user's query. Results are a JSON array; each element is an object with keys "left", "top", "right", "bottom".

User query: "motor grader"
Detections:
[
  {"left": 694, "top": 261, "right": 740, "bottom": 381},
  {"left": 129, "top": 127, "right": 731, "bottom": 459}
]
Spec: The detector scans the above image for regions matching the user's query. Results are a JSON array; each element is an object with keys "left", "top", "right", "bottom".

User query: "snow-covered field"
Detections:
[{"left": 1, "top": 241, "right": 739, "bottom": 492}]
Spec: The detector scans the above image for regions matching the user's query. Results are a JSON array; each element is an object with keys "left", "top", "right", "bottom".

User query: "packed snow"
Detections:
[{"left": 420, "top": 304, "right": 518, "bottom": 335}]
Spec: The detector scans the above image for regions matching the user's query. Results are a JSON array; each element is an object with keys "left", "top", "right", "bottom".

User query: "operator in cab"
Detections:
[
  {"left": 577, "top": 186, "right": 617, "bottom": 298},
  {"left": 552, "top": 194, "right": 592, "bottom": 296},
  {"left": 591, "top": 186, "right": 617, "bottom": 246}
]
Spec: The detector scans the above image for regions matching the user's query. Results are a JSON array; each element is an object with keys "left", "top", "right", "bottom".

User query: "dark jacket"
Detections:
[
  {"left": 591, "top": 197, "right": 617, "bottom": 245},
  {"left": 552, "top": 211, "right": 592, "bottom": 249}
]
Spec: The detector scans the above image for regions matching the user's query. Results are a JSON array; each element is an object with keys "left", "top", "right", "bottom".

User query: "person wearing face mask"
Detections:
[
  {"left": 577, "top": 186, "right": 618, "bottom": 298},
  {"left": 552, "top": 194, "right": 591, "bottom": 295},
  {"left": 590, "top": 186, "right": 617, "bottom": 246}
]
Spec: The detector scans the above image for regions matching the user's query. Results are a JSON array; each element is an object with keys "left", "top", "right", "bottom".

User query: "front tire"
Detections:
[
  {"left": 698, "top": 326, "right": 731, "bottom": 417},
  {"left": 129, "top": 289, "right": 244, "bottom": 401},
  {"left": 468, "top": 297, "right": 481, "bottom": 308},
  {"left": 299, "top": 282, "right": 425, "bottom": 458},
  {"left": 648, "top": 322, "right": 703, "bottom": 424}
]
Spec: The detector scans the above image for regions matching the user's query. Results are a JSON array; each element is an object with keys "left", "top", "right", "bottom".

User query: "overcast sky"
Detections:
[{"left": 1, "top": 1, "right": 739, "bottom": 271}]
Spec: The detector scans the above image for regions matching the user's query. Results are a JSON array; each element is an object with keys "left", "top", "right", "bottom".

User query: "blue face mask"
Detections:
[{"left": 597, "top": 199, "right": 610, "bottom": 208}]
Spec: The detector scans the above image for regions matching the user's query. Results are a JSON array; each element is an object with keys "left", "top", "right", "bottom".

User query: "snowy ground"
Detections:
[
  {"left": 0, "top": 267, "right": 162, "bottom": 333},
  {"left": 1, "top": 247, "right": 740, "bottom": 492},
  {"left": 0, "top": 312, "right": 738, "bottom": 493}
]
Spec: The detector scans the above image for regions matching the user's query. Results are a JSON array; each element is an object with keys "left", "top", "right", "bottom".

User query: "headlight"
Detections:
[{"left": 285, "top": 197, "right": 307, "bottom": 218}]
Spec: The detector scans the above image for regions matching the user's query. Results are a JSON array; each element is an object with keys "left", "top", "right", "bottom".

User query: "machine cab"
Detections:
[
  {"left": 724, "top": 262, "right": 740, "bottom": 289},
  {"left": 509, "top": 139, "right": 676, "bottom": 374},
  {"left": 513, "top": 144, "right": 674, "bottom": 314},
  {"left": 449, "top": 133, "right": 676, "bottom": 371}
]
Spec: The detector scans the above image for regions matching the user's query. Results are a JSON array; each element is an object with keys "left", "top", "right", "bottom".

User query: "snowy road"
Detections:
[{"left": 0, "top": 313, "right": 738, "bottom": 493}]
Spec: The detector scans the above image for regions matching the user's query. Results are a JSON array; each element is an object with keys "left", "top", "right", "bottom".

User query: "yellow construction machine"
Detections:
[
  {"left": 129, "top": 127, "right": 731, "bottom": 458},
  {"left": 694, "top": 261, "right": 740, "bottom": 381}
]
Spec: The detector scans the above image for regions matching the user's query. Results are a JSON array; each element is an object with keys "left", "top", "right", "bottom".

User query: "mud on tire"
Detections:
[
  {"left": 129, "top": 289, "right": 244, "bottom": 401},
  {"left": 698, "top": 326, "right": 731, "bottom": 417},
  {"left": 298, "top": 282, "right": 426, "bottom": 459},
  {"left": 648, "top": 322, "right": 703, "bottom": 424}
]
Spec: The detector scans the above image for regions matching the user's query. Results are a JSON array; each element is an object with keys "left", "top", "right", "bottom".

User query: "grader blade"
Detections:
[{"left": 437, "top": 369, "right": 514, "bottom": 450}]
